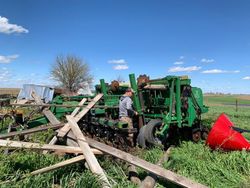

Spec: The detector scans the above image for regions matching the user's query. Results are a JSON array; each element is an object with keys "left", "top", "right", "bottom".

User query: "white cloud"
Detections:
[
  {"left": 174, "top": 61, "right": 184, "bottom": 65},
  {"left": 14, "top": 76, "right": 56, "bottom": 86},
  {"left": 0, "top": 68, "right": 57, "bottom": 87},
  {"left": 0, "top": 16, "right": 28, "bottom": 34},
  {"left": 173, "top": 56, "right": 185, "bottom": 65},
  {"left": 202, "top": 69, "right": 240, "bottom": 74},
  {"left": 108, "top": 59, "right": 127, "bottom": 64},
  {"left": 113, "top": 64, "right": 129, "bottom": 70},
  {"left": 201, "top": 58, "right": 215, "bottom": 63},
  {"left": 202, "top": 69, "right": 224, "bottom": 74},
  {"left": 0, "top": 54, "right": 19, "bottom": 63},
  {"left": 168, "top": 66, "right": 201, "bottom": 73},
  {"left": 243, "top": 76, "right": 250, "bottom": 80},
  {"left": 108, "top": 59, "right": 129, "bottom": 70},
  {"left": 0, "top": 67, "right": 12, "bottom": 81}
]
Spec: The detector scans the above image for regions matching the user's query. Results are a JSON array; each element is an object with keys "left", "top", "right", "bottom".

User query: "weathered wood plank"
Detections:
[
  {"left": 66, "top": 137, "right": 79, "bottom": 147},
  {"left": 0, "top": 139, "right": 102, "bottom": 155},
  {"left": 11, "top": 103, "right": 87, "bottom": 108},
  {"left": 43, "top": 109, "right": 61, "bottom": 125},
  {"left": 0, "top": 124, "right": 63, "bottom": 139},
  {"left": 31, "top": 92, "right": 61, "bottom": 125},
  {"left": 47, "top": 97, "right": 88, "bottom": 146},
  {"left": 74, "top": 93, "right": 103, "bottom": 122},
  {"left": 66, "top": 115, "right": 110, "bottom": 188},
  {"left": 32, "top": 92, "right": 62, "bottom": 154},
  {"left": 48, "top": 135, "right": 58, "bottom": 145},
  {"left": 56, "top": 94, "right": 103, "bottom": 138},
  {"left": 10, "top": 103, "right": 117, "bottom": 109},
  {"left": 71, "top": 98, "right": 87, "bottom": 117},
  {"left": 31, "top": 155, "right": 86, "bottom": 175},
  {"left": 10, "top": 98, "right": 87, "bottom": 109},
  {"left": 67, "top": 133, "right": 207, "bottom": 188}
]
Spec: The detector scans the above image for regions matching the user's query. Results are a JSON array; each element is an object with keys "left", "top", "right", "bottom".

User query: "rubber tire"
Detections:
[
  {"left": 192, "top": 128, "right": 201, "bottom": 143},
  {"left": 201, "top": 127, "right": 210, "bottom": 140},
  {"left": 137, "top": 126, "right": 147, "bottom": 148},
  {"left": 144, "top": 119, "right": 162, "bottom": 145}
]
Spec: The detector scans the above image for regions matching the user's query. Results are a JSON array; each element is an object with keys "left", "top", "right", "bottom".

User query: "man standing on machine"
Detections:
[{"left": 119, "top": 88, "right": 138, "bottom": 146}]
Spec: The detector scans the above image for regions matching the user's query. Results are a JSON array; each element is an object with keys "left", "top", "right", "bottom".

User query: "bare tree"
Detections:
[{"left": 51, "top": 55, "right": 92, "bottom": 92}]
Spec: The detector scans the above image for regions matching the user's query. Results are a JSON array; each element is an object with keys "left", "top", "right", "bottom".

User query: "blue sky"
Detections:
[{"left": 0, "top": 0, "right": 250, "bottom": 93}]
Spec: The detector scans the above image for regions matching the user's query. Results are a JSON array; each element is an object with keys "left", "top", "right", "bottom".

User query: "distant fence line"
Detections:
[{"left": 0, "top": 88, "right": 20, "bottom": 97}]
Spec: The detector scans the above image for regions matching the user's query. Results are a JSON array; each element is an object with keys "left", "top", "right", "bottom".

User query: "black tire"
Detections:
[
  {"left": 144, "top": 119, "right": 162, "bottom": 145},
  {"left": 192, "top": 128, "right": 201, "bottom": 142},
  {"left": 201, "top": 127, "right": 210, "bottom": 140},
  {"left": 137, "top": 126, "right": 146, "bottom": 148}
]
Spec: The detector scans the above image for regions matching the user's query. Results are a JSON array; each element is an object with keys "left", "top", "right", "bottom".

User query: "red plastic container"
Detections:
[{"left": 206, "top": 113, "right": 250, "bottom": 151}]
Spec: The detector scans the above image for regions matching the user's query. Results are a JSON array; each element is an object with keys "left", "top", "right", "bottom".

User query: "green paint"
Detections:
[
  {"left": 100, "top": 79, "right": 107, "bottom": 95},
  {"left": 129, "top": 73, "right": 142, "bottom": 114},
  {"left": 176, "top": 77, "right": 182, "bottom": 127}
]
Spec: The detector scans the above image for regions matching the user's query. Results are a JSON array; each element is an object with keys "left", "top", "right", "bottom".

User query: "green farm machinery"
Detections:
[
  {"left": 0, "top": 73, "right": 209, "bottom": 150},
  {"left": 93, "top": 73, "right": 209, "bottom": 148}
]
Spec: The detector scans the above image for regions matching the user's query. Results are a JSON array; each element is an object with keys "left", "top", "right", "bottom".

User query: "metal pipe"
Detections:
[
  {"left": 129, "top": 73, "right": 144, "bottom": 128},
  {"left": 100, "top": 79, "right": 107, "bottom": 96},
  {"left": 168, "top": 79, "right": 175, "bottom": 123},
  {"left": 10, "top": 103, "right": 118, "bottom": 109},
  {"left": 129, "top": 74, "right": 142, "bottom": 114},
  {"left": 176, "top": 78, "right": 182, "bottom": 127},
  {"left": 143, "top": 85, "right": 167, "bottom": 90},
  {"left": 144, "top": 114, "right": 164, "bottom": 118}
]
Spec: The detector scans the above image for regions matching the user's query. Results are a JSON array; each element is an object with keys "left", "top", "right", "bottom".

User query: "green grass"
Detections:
[
  {"left": 165, "top": 141, "right": 250, "bottom": 188},
  {"left": 163, "top": 95, "right": 250, "bottom": 187},
  {"left": 202, "top": 102, "right": 250, "bottom": 140},
  {"left": 0, "top": 148, "right": 138, "bottom": 187},
  {"left": 133, "top": 95, "right": 250, "bottom": 188},
  {"left": 204, "top": 95, "right": 250, "bottom": 106},
  {"left": 0, "top": 150, "right": 102, "bottom": 188},
  {"left": 1, "top": 95, "right": 250, "bottom": 187}
]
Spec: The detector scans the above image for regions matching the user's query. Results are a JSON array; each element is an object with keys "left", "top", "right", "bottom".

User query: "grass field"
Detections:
[
  {"left": 203, "top": 95, "right": 250, "bottom": 140},
  {"left": 204, "top": 94, "right": 250, "bottom": 106},
  {"left": 0, "top": 95, "right": 249, "bottom": 187},
  {"left": 0, "top": 88, "right": 20, "bottom": 97}
]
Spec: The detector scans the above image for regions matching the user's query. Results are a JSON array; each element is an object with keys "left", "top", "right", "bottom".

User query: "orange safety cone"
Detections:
[{"left": 206, "top": 113, "right": 250, "bottom": 151}]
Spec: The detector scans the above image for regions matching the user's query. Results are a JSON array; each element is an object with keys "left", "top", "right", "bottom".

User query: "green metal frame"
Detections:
[
  {"left": 129, "top": 74, "right": 142, "bottom": 114},
  {"left": 22, "top": 73, "right": 208, "bottom": 143}
]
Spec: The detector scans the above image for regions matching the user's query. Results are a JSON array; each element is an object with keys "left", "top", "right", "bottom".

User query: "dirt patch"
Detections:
[
  {"left": 236, "top": 95, "right": 250, "bottom": 100},
  {"left": 0, "top": 88, "right": 20, "bottom": 96}
]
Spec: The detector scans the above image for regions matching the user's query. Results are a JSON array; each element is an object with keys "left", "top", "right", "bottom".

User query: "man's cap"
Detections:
[{"left": 126, "top": 88, "right": 135, "bottom": 93}]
